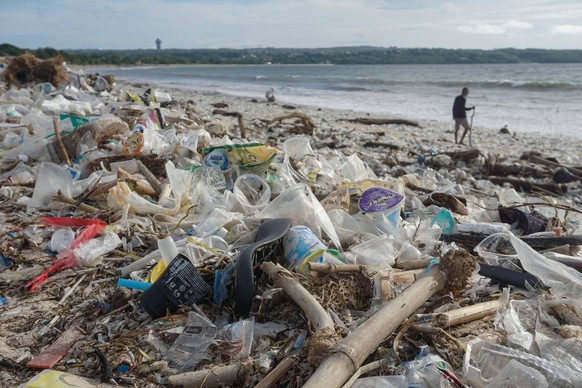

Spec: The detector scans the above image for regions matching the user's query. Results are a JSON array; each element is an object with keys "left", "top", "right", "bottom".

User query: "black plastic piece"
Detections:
[
  {"left": 478, "top": 263, "right": 546, "bottom": 290},
  {"left": 140, "top": 254, "right": 210, "bottom": 319}
]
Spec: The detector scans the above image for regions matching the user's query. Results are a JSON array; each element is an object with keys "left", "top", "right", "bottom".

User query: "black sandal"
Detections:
[{"left": 233, "top": 218, "right": 293, "bottom": 317}]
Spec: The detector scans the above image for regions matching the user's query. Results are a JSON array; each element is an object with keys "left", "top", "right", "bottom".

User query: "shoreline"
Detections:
[{"left": 115, "top": 78, "right": 582, "bottom": 169}]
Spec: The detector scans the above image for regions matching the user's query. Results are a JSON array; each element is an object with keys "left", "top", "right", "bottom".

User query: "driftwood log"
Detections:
[
  {"left": 268, "top": 112, "right": 317, "bottom": 136},
  {"left": 486, "top": 163, "right": 550, "bottom": 179},
  {"left": 440, "top": 147, "right": 481, "bottom": 163},
  {"left": 434, "top": 300, "right": 500, "bottom": 327},
  {"left": 254, "top": 357, "right": 296, "bottom": 388},
  {"left": 166, "top": 361, "right": 252, "bottom": 387},
  {"left": 488, "top": 177, "right": 568, "bottom": 195},
  {"left": 303, "top": 265, "right": 446, "bottom": 388},
  {"left": 341, "top": 117, "right": 420, "bottom": 127},
  {"left": 362, "top": 141, "right": 400, "bottom": 150},
  {"left": 261, "top": 262, "right": 333, "bottom": 331}
]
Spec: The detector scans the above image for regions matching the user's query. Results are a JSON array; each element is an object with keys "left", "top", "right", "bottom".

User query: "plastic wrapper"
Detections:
[
  {"left": 336, "top": 154, "right": 377, "bottom": 183},
  {"left": 1, "top": 89, "right": 34, "bottom": 105},
  {"left": 473, "top": 233, "right": 522, "bottom": 271},
  {"left": 328, "top": 209, "right": 367, "bottom": 245},
  {"left": 164, "top": 312, "right": 217, "bottom": 372}
]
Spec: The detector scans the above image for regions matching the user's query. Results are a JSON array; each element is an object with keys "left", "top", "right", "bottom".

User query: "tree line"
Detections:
[{"left": 2, "top": 43, "right": 582, "bottom": 65}]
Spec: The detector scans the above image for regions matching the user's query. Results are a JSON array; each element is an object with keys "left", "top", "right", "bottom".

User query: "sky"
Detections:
[{"left": 2, "top": 0, "right": 582, "bottom": 50}]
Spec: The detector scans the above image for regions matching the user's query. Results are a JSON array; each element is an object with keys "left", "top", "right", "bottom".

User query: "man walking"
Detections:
[{"left": 452, "top": 87, "right": 475, "bottom": 145}]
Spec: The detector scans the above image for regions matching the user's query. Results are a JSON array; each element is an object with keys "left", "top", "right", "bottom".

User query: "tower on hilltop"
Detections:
[{"left": 155, "top": 38, "right": 162, "bottom": 50}]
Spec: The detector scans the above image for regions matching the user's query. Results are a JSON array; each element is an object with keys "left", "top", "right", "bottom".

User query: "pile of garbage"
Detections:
[{"left": 1, "top": 56, "right": 582, "bottom": 387}]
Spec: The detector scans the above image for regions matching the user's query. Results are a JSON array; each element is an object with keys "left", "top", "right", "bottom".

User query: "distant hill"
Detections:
[{"left": 2, "top": 44, "right": 582, "bottom": 65}]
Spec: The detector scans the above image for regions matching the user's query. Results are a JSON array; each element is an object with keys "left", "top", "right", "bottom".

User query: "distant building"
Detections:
[{"left": 155, "top": 39, "right": 162, "bottom": 50}]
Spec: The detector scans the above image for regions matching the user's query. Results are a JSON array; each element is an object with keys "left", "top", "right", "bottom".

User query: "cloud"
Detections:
[
  {"left": 503, "top": 20, "right": 533, "bottom": 30},
  {"left": 550, "top": 24, "right": 582, "bottom": 35},
  {"left": 457, "top": 19, "right": 532, "bottom": 35},
  {"left": 458, "top": 23, "right": 506, "bottom": 34}
]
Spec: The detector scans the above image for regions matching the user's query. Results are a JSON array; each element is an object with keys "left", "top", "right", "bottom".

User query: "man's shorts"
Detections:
[{"left": 454, "top": 118, "right": 470, "bottom": 130}]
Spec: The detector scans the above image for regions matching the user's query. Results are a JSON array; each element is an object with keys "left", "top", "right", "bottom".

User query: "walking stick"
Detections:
[{"left": 468, "top": 106, "right": 476, "bottom": 147}]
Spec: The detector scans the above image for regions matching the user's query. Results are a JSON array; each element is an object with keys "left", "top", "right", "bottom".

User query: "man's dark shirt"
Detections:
[{"left": 453, "top": 95, "right": 468, "bottom": 119}]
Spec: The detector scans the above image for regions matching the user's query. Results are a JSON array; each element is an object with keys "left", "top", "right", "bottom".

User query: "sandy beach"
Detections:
[{"left": 1, "top": 68, "right": 582, "bottom": 387}]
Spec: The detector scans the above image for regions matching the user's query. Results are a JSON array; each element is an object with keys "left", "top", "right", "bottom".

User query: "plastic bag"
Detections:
[
  {"left": 38, "top": 94, "right": 92, "bottom": 116},
  {"left": 351, "top": 376, "right": 406, "bottom": 388},
  {"left": 507, "top": 232, "right": 582, "bottom": 298},
  {"left": 260, "top": 184, "right": 340, "bottom": 248},
  {"left": 486, "top": 359, "right": 548, "bottom": 388},
  {"left": 74, "top": 231, "right": 122, "bottom": 267}
]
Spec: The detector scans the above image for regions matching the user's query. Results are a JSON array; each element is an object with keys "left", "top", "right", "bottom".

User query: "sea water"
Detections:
[{"left": 101, "top": 63, "right": 582, "bottom": 139}]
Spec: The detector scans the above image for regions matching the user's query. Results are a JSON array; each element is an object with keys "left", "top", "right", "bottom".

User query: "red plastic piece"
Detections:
[
  {"left": 26, "top": 326, "right": 84, "bottom": 369},
  {"left": 23, "top": 221, "right": 107, "bottom": 291}
]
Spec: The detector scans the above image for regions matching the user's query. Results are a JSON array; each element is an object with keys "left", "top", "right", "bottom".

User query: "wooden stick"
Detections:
[
  {"left": 261, "top": 262, "right": 333, "bottom": 331},
  {"left": 255, "top": 357, "right": 295, "bottom": 388},
  {"left": 237, "top": 113, "right": 246, "bottom": 138},
  {"left": 166, "top": 361, "right": 252, "bottom": 387},
  {"left": 528, "top": 154, "right": 582, "bottom": 177},
  {"left": 136, "top": 159, "right": 163, "bottom": 194},
  {"left": 434, "top": 300, "right": 500, "bottom": 327},
  {"left": 303, "top": 265, "right": 446, "bottom": 388},
  {"left": 53, "top": 117, "right": 70, "bottom": 165},
  {"left": 87, "top": 178, "right": 124, "bottom": 199},
  {"left": 53, "top": 190, "right": 99, "bottom": 213},
  {"left": 308, "top": 262, "right": 366, "bottom": 274}
]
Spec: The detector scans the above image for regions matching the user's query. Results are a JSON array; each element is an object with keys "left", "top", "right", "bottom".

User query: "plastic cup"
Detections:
[
  {"left": 233, "top": 174, "right": 271, "bottom": 214},
  {"left": 358, "top": 187, "right": 404, "bottom": 235},
  {"left": 398, "top": 241, "right": 422, "bottom": 262},
  {"left": 283, "top": 226, "right": 326, "bottom": 272}
]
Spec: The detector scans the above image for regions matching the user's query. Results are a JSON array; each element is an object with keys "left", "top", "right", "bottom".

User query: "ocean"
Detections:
[{"left": 100, "top": 63, "right": 582, "bottom": 139}]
